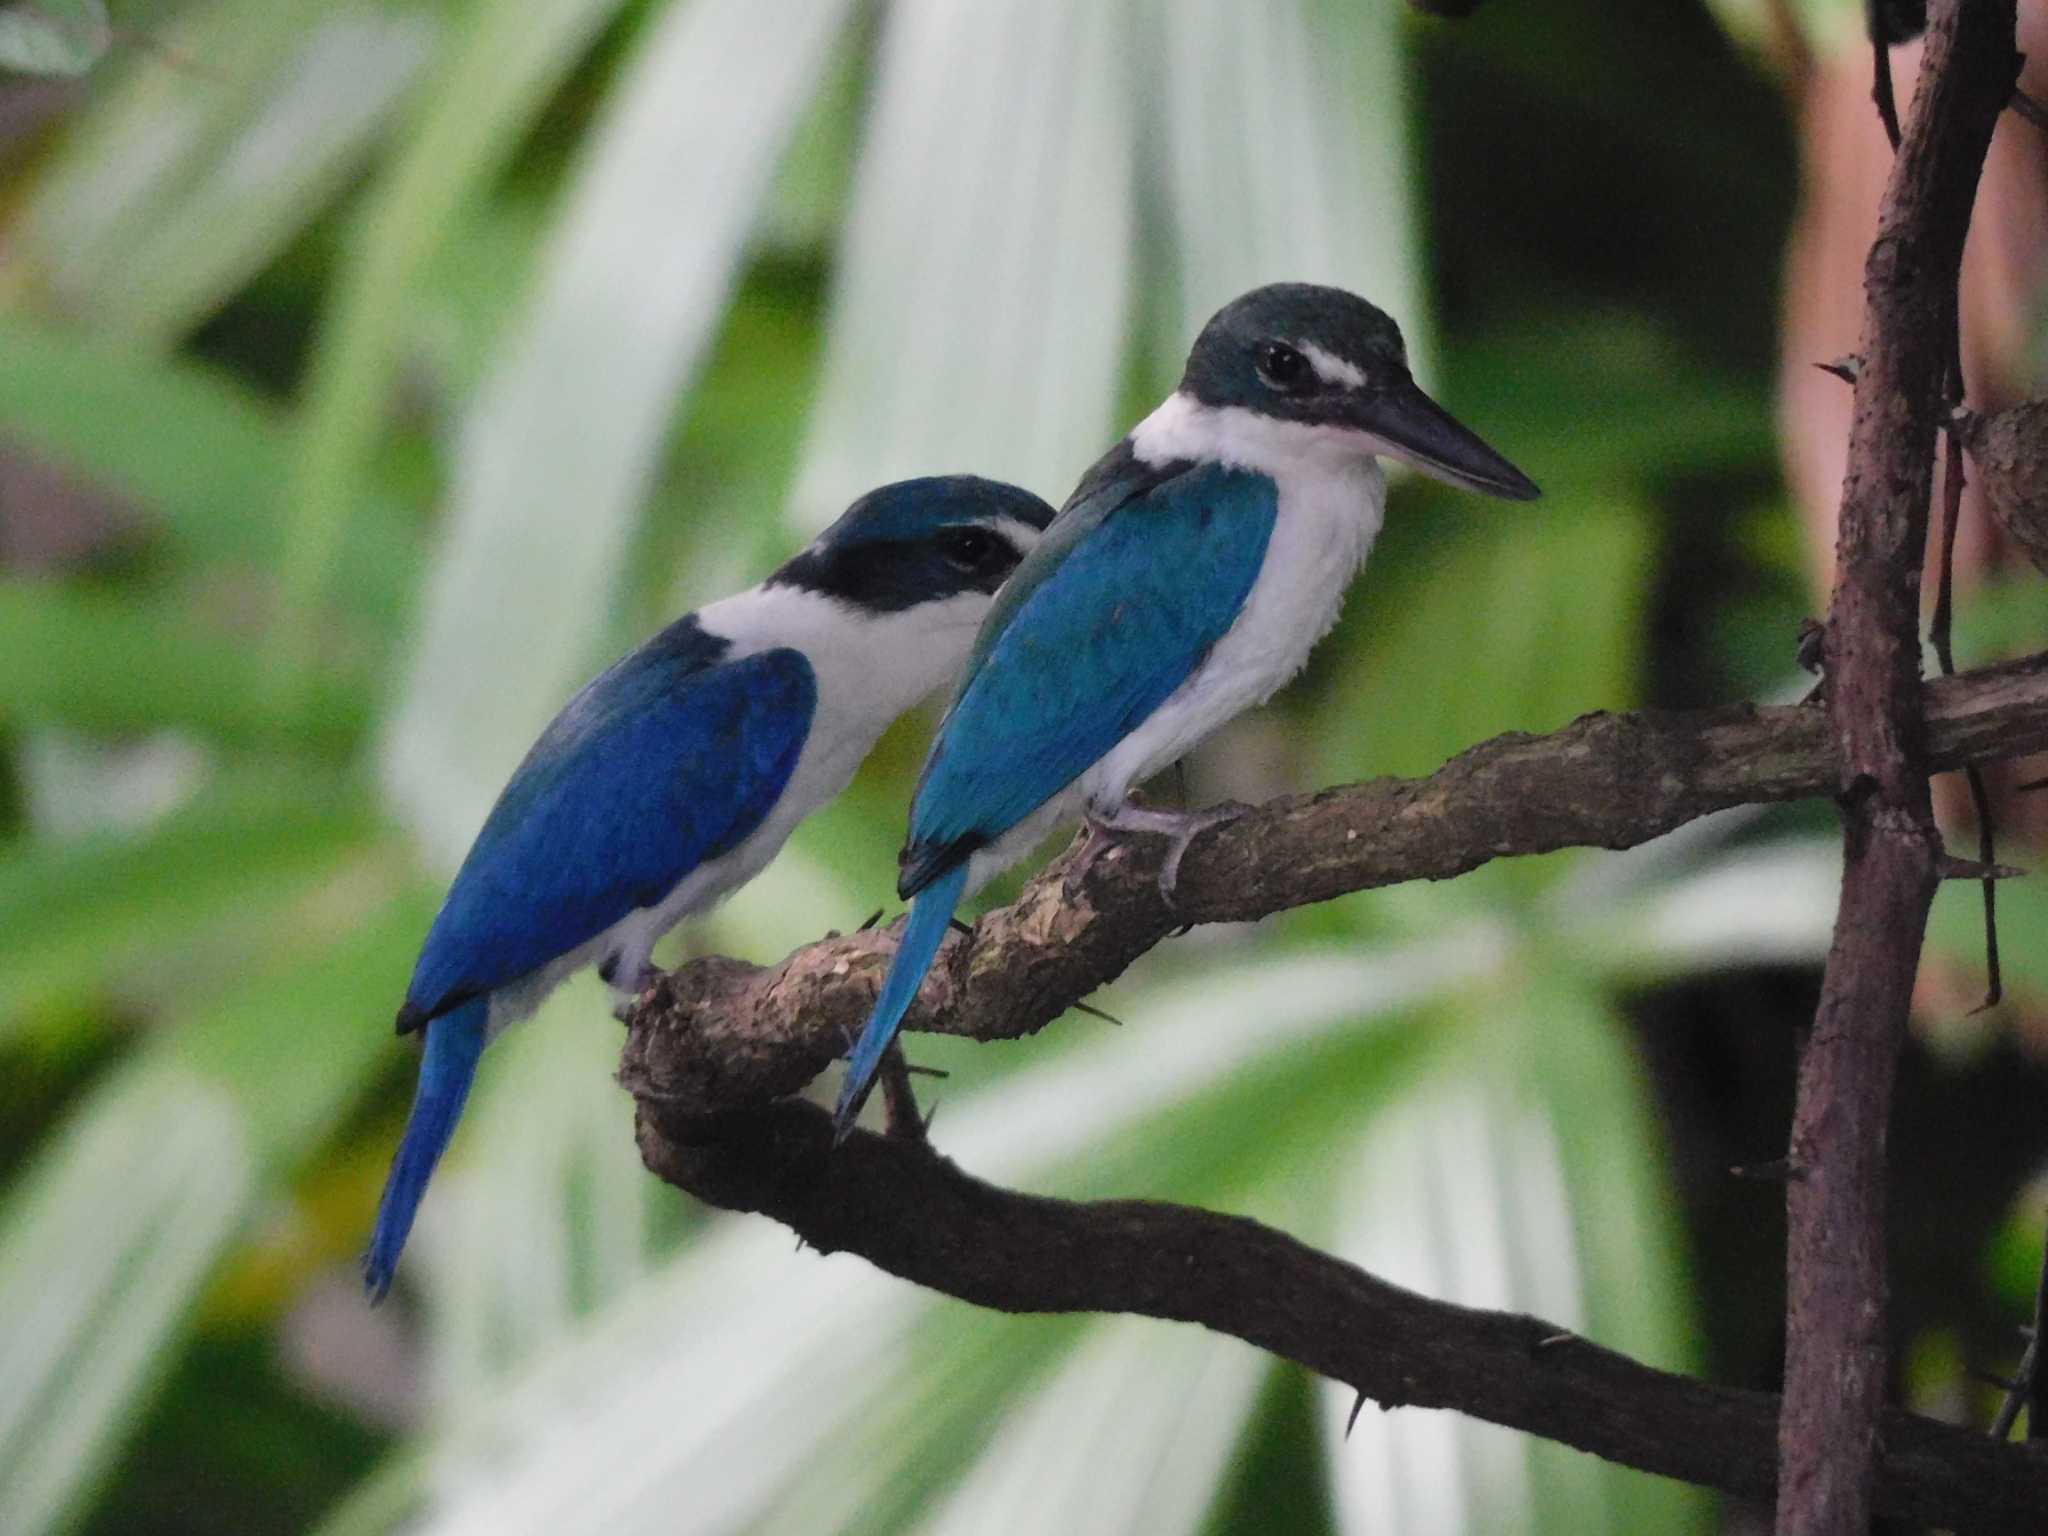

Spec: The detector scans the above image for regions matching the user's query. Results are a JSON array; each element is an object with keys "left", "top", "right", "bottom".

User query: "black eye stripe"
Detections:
[
  {"left": 1256, "top": 341, "right": 1310, "bottom": 391},
  {"left": 938, "top": 526, "right": 1015, "bottom": 570}
]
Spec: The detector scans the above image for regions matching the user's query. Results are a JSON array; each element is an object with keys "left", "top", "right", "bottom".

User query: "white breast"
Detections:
[
  {"left": 488, "top": 581, "right": 996, "bottom": 1031},
  {"left": 1081, "top": 394, "right": 1386, "bottom": 812}
]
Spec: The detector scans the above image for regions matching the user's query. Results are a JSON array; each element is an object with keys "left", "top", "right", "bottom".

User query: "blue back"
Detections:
[
  {"left": 403, "top": 617, "right": 816, "bottom": 1023},
  {"left": 899, "top": 456, "right": 1278, "bottom": 893}
]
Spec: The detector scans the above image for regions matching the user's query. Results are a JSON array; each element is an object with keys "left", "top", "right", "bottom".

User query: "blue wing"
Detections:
[
  {"left": 402, "top": 617, "right": 816, "bottom": 1024},
  {"left": 899, "top": 455, "right": 1277, "bottom": 893}
]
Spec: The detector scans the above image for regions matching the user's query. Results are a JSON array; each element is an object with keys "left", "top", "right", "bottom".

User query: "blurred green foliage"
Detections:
[{"left": 1, "top": 0, "right": 2042, "bottom": 1533}]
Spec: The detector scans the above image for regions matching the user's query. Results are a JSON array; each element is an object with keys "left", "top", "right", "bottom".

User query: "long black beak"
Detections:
[{"left": 1352, "top": 377, "right": 1540, "bottom": 501}]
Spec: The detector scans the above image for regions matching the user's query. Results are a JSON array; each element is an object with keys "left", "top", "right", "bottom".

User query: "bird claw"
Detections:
[
  {"left": 1063, "top": 817, "right": 1119, "bottom": 899},
  {"left": 608, "top": 964, "right": 666, "bottom": 1022},
  {"left": 1065, "top": 800, "right": 1243, "bottom": 905}
]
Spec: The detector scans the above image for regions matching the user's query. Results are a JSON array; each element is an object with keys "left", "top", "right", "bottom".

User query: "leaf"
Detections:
[
  {"left": 0, "top": 774, "right": 374, "bottom": 1026},
  {"left": 1440, "top": 316, "right": 1776, "bottom": 487},
  {"left": 1153, "top": 0, "right": 1426, "bottom": 390},
  {"left": 1325, "top": 496, "right": 1651, "bottom": 785},
  {"left": 12, "top": 0, "right": 435, "bottom": 341},
  {"left": 0, "top": 892, "right": 429, "bottom": 1536},
  {"left": 380, "top": 0, "right": 858, "bottom": 868},
  {"left": 170, "top": 887, "right": 436, "bottom": 1165},
  {"left": 0, "top": 1064, "right": 253, "bottom": 1536},
  {"left": 906, "top": 1322, "right": 1266, "bottom": 1536},
  {"left": 0, "top": 0, "right": 106, "bottom": 78},
  {"left": 278, "top": 0, "right": 633, "bottom": 674},
  {"left": 789, "top": 0, "right": 1136, "bottom": 530},
  {"left": 0, "top": 581, "right": 371, "bottom": 750},
  {"left": 1323, "top": 1090, "right": 1558, "bottom": 1533},
  {"left": 414, "top": 975, "right": 669, "bottom": 1405},
  {"left": 1559, "top": 836, "right": 1841, "bottom": 981},
  {"left": 1703, "top": 0, "right": 1864, "bottom": 58},
  {"left": 1321, "top": 970, "right": 1709, "bottom": 1534},
  {"left": 0, "top": 315, "right": 415, "bottom": 617}
]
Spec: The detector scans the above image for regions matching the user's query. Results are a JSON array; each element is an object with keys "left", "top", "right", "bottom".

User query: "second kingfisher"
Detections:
[{"left": 836, "top": 282, "right": 1540, "bottom": 1134}]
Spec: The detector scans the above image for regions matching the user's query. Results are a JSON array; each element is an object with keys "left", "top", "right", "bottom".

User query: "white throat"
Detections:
[
  {"left": 697, "top": 582, "right": 988, "bottom": 739},
  {"left": 1128, "top": 390, "right": 1385, "bottom": 481}
]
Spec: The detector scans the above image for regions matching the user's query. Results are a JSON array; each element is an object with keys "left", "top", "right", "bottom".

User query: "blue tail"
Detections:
[
  {"left": 834, "top": 864, "right": 967, "bottom": 1140},
  {"left": 364, "top": 999, "right": 488, "bottom": 1303}
]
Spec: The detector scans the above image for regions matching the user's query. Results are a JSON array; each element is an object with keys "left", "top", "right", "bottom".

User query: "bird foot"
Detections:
[
  {"left": 1070, "top": 800, "right": 1244, "bottom": 905},
  {"left": 606, "top": 962, "right": 666, "bottom": 1022},
  {"left": 1063, "top": 818, "right": 1120, "bottom": 900}
]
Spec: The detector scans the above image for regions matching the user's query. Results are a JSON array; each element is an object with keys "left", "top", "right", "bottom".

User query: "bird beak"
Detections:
[{"left": 1349, "top": 377, "right": 1541, "bottom": 501}]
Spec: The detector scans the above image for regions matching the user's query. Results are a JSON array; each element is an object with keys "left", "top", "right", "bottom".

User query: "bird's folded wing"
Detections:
[
  {"left": 900, "top": 460, "right": 1277, "bottom": 893},
  {"left": 403, "top": 642, "right": 816, "bottom": 1022}
]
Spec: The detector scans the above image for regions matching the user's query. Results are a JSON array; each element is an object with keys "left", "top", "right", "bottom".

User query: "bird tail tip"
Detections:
[
  {"left": 362, "top": 999, "right": 488, "bottom": 1303},
  {"left": 833, "top": 864, "right": 968, "bottom": 1139}
]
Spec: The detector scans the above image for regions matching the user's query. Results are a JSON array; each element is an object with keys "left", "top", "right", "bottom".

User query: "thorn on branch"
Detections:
[
  {"left": 1345, "top": 1389, "right": 1369, "bottom": 1439},
  {"left": 1817, "top": 353, "right": 1866, "bottom": 385},
  {"left": 1936, "top": 854, "right": 2026, "bottom": 883},
  {"left": 879, "top": 1043, "right": 931, "bottom": 1144},
  {"left": 1797, "top": 618, "right": 1827, "bottom": 677},
  {"left": 1731, "top": 1158, "right": 1805, "bottom": 1183},
  {"left": 1934, "top": 362, "right": 2005, "bottom": 1010},
  {"left": 1070, "top": 999, "right": 1123, "bottom": 1027},
  {"left": 1872, "top": 32, "right": 1905, "bottom": 151}
]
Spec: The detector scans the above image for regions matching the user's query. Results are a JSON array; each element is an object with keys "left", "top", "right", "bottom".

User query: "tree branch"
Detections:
[
  {"left": 629, "top": 1096, "right": 2048, "bottom": 1532},
  {"left": 1783, "top": 4, "right": 2018, "bottom": 1532},
  {"left": 619, "top": 652, "right": 2048, "bottom": 1523},
  {"left": 624, "top": 652, "right": 2048, "bottom": 1126}
]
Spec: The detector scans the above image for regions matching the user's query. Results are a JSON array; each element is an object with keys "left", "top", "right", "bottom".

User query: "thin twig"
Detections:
[
  {"left": 1872, "top": 3, "right": 1906, "bottom": 150},
  {"left": 1995, "top": 1210, "right": 2048, "bottom": 1438},
  {"left": 1933, "top": 349, "right": 2004, "bottom": 1008},
  {"left": 2031, "top": 1214, "right": 2048, "bottom": 1440},
  {"left": 1991, "top": 1339, "right": 2036, "bottom": 1437}
]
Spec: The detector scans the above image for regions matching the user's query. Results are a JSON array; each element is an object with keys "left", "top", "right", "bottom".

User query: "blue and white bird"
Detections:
[
  {"left": 835, "top": 284, "right": 1539, "bottom": 1135},
  {"left": 365, "top": 476, "right": 1054, "bottom": 1299}
]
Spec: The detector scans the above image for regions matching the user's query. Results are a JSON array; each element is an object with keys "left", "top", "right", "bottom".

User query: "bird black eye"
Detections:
[
  {"left": 1255, "top": 341, "right": 1310, "bottom": 392},
  {"left": 938, "top": 526, "right": 1003, "bottom": 573}
]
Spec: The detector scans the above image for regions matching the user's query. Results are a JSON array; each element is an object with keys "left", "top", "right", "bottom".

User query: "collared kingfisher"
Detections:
[
  {"left": 365, "top": 476, "right": 1054, "bottom": 1300},
  {"left": 835, "top": 283, "right": 1539, "bottom": 1136}
]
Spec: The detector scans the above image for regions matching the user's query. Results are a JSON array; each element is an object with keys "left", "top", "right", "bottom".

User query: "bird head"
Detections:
[
  {"left": 1179, "top": 283, "right": 1539, "bottom": 500},
  {"left": 769, "top": 475, "right": 1054, "bottom": 617}
]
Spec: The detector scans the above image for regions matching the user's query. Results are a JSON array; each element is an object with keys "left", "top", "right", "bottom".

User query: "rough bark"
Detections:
[
  {"left": 631, "top": 1097, "right": 2048, "bottom": 1533},
  {"left": 618, "top": 651, "right": 2048, "bottom": 1526},
  {"left": 1781, "top": 5, "right": 2020, "bottom": 1533},
  {"left": 624, "top": 653, "right": 2048, "bottom": 1127}
]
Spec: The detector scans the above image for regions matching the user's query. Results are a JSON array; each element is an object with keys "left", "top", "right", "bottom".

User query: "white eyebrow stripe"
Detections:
[{"left": 1299, "top": 340, "right": 1366, "bottom": 389}]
